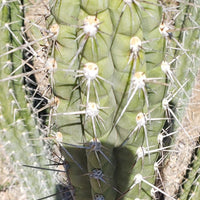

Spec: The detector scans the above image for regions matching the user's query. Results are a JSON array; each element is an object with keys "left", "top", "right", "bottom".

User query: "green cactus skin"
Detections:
[
  {"left": 167, "top": 0, "right": 200, "bottom": 108},
  {"left": 1, "top": 0, "right": 200, "bottom": 200},
  {"left": 49, "top": 0, "right": 200, "bottom": 199},
  {"left": 0, "top": 1, "right": 55, "bottom": 199},
  {"left": 49, "top": 0, "right": 169, "bottom": 199}
]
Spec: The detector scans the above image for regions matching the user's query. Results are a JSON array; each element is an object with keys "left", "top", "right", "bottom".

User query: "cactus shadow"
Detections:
[
  {"left": 54, "top": 143, "right": 136, "bottom": 200},
  {"left": 113, "top": 146, "right": 136, "bottom": 200},
  {"left": 55, "top": 184, "right": 74, "bottom": 200}
]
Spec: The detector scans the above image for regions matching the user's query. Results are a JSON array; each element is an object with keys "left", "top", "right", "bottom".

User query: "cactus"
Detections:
[
  {"left": 0, "top": 1, "right": 55, "bottom": 199},
  {"left": 1, "top": 0, "right": 200, "bottom": 200}
]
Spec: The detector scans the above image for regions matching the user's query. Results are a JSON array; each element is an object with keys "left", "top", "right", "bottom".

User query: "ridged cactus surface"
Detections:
[
  {"left": 1, "top": 0, "right": 200, "bottom": 200},
  {"left": 0, "top": 1, "right": 55, "bottom": 199},
  {"left": 49, "top": 1, "right": 167, "bottom": 199}
]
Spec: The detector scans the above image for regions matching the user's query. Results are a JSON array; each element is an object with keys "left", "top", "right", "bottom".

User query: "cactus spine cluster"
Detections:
[{"left": 0, "top": 0, "right": 200, "bottom": 200}]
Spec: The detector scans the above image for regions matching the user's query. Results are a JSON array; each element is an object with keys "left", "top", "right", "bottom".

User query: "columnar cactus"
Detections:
[
  {"left": 0, "top": 0, "right": 200, "bottom": 200},
  {"left": 0, "top": 1, "right": 55, "bottom": 199},
  {"left": 49, "top": 1, "right": 167, "bottom": 199}
]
